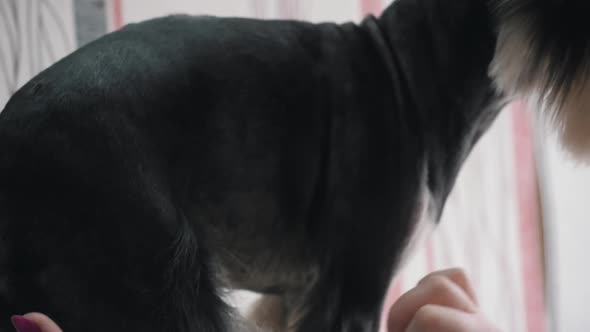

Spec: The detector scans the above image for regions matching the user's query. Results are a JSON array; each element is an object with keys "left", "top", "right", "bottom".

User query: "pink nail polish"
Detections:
[{"left": 10, "top": 315, "right": 41, "bottom": 332}]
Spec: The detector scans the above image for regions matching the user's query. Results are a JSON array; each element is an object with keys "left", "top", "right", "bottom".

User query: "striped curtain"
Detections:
[{"left": 0, "top": 0, "right": 76, "bottom": 108}]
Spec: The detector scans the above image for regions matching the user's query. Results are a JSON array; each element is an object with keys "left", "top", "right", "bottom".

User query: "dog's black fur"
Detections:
[{"left": 1, "top": 0, "right": 588, "bottom": 331}]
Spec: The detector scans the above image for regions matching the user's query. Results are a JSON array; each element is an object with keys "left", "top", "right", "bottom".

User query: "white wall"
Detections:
[
  {"left": 537, "top": 127, "right": 590, "bottom": 332},
  {"left": 113, "top": 0, "right": 361, "bottom": 30}
]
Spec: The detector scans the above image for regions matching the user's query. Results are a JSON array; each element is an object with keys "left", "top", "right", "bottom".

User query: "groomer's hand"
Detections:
[
  {"left": 11, "top": 313, "right": 62, "bottom": 332},
  {"left": 387, "top": 268, "right": 502, "bottom": 332},
  {"left": 11, "top": 269, "right": 499, "bottom": 332}
]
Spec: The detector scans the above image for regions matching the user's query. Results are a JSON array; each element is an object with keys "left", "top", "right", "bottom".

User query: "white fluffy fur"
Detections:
[
  {"left": 490, "top": 18, "right": 590, "bottom": 162},
  {"left": 396, "top": 186, "right": 436, "bottom": 271}
]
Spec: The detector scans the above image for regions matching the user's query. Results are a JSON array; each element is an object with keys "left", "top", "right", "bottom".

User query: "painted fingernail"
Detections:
[{"left": 10, "top": 315, "right": 41, "bottom": 332}]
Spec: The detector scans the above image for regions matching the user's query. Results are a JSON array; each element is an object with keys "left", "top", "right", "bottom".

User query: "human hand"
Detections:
[
  {"left": 11, "top": 313, "right": 62, "bottom": 332},
  {"left": 10, "top": 269, "right": 501, "bottom": 332},
  {"left": 387, "top": 268, "right": 502, "bottom": 332}
]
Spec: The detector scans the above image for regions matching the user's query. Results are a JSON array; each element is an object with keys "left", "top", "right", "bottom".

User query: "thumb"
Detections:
[{"left": 11, "top": 313, "right": 62, "bottom": 332}]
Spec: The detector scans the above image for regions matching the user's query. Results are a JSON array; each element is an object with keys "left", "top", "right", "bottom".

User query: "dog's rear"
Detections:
[{"left": 1, "top": 1, "right": 589, "bottom": 332}]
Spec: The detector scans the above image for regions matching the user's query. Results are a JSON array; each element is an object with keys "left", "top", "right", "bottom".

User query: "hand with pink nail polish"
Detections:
[{"left": 11, "top": 313, "right": 62, "bottom": 332}]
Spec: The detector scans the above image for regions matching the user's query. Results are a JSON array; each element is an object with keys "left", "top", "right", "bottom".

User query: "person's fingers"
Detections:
[
  {"left": 387, "top": 274, "right": 478, "bottom": 332},
  {"left": 417, "top": 268, "right": 479, "bottom": 305},
  {"left": 406, "top": 304, "right": 501, "bottom": 332},
  {"left": 10, "top": 315, "right": 41, "bottom": 332},
  {"left": 21, "top": 313, "right": 62, "bottom": 332}
]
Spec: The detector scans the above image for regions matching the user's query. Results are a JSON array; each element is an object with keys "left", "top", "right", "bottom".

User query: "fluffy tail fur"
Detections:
[{"left": 490, "top": 0, "right": 590, "bottom": 159}]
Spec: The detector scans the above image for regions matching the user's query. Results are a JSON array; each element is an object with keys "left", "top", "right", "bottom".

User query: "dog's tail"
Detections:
[{"left": 489, "top": 0, "right": 590, "bottom": 159}]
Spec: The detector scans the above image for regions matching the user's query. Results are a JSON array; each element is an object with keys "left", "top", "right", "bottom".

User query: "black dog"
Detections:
[{"left": 1, "top": 0, "right": 588, "bottom": 331}]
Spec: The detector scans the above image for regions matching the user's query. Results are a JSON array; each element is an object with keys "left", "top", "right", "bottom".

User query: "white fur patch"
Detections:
[
  {"left": 396, "top": 187, "right": 436, "bottom": 271},
  {"left": 490, "top": 18, "right": 590, "bottom": 162}
]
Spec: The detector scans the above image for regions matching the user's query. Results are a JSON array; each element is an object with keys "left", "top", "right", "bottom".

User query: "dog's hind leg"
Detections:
[{"left": 0, "top": 186, "right": 237, "bottom": 332}]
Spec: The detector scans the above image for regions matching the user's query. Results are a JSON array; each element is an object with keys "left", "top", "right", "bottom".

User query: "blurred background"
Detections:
[{"left": 1, "top": 0, "right": 587, "bottom": 331}]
